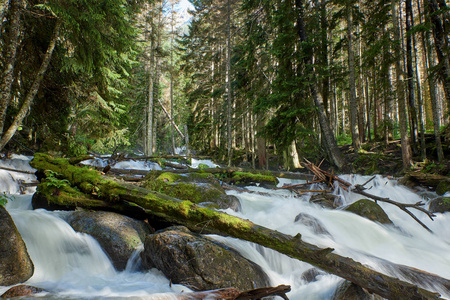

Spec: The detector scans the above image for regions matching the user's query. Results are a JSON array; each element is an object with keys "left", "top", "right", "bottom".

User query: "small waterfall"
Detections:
[{"left": 1, "top": 156, "right": 449, "bottom": 299}]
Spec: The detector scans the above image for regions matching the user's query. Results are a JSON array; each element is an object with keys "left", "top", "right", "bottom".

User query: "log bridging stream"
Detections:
[{"left": 30, "top": 153, "right": 449, "bottom": 300}]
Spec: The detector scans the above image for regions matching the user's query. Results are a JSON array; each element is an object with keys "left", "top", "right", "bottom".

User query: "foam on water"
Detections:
[{"left": 1, "top": 157, "right": 450, "bottom": 299}]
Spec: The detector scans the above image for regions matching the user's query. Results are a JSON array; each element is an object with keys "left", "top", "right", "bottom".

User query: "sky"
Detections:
[{"left": 174, "top": 0, "right": 194, "bottom": 27}]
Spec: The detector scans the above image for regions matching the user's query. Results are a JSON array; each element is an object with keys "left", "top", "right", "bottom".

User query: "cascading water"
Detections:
[{"left": 1, "top": 156, "right": 449, "bottom": 299}]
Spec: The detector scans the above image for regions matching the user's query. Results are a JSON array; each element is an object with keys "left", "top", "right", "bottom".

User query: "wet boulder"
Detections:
[
  {"left": 1, "top": 285, "right": 45, "bottom": 298},
  {"left": 140, "top": 226, "right": 270, "bottom": 291},
  {"left": 301, "top": 268, "right": 327, "bottom": 283},
  {"left": 294, "top": 213, "right": 330, "bottom": 236},
  {"left": 0, "top": 206, "right": 34, "bottom": 285},
  {"left": 332, "top": 280, "right": 384, "bottom": 300},
  {"left": 64, "top": 210, "right": 151, "bottom": 271},
  {"left": 428, "top": 197, "right": 450, "bottom": 213},
  {"left": 436, "top": 180, "right": 450, "bottom": 196},
  {"left": 345, "top": 199, "right": 392, "bottom": 224},
  {"left": 310, "top": 193, "right": 342, "bottom": 209},
  {"left": 142, "top": 171, "right": 241, "bottom": 211}
]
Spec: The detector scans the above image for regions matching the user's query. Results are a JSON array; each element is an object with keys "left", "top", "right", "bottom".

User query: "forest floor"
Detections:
[{"left": 339, "top": 138, "right": 450, "bottom": 178}]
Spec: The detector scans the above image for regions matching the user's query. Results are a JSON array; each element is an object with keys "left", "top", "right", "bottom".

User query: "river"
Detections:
[{"left": 1, "top": 155, "right": 449, "bottom": 299}]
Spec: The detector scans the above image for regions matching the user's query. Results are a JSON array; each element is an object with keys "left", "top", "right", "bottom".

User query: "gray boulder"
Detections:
[
  {"left": 0, "top": 206, "right": 34, "bottom": 285},
  {"left": 140, "top": 226, "right": 270, "bottom": 291},
  {"left": 294, "top": 213, "right": 330, "bottom": 236},
  {"left": 333, "top": 280, "right": 384, "bottom": 300},
  {"left": 429, "top": 197, "right": 450, "bottom": 213},
  {"left": 64, "top": 210, "right": 151, "bottom": 270}
]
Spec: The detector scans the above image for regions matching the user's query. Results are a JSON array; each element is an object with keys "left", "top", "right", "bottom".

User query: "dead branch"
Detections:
[{"left": 301, "top": 160, "right": 435, "bottom": 232}]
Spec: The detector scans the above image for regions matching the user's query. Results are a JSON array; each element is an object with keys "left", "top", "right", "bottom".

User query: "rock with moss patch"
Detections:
[
  {"left": 345, "top": 199, "right": 392, "bottom": 224},
  {"left": 64, "top": 211, "right": 151, "bottom": 270},
  {"left": 0, "top": 206, "right": 34, "bottom": 286},
  {"left": 436, "top": 180, "right": 450, "bottom": 196},
  {"left": 429, "top": 197, "right": 450, "bottom": 213},
  {"left": 140, "top": 226, "right": 270, "bottom": 291}
]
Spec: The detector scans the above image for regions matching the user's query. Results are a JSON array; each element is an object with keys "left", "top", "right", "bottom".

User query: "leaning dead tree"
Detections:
[
  {"left": 30, "top": 154, "right": 448, "bottom": 300},
  {"left": 300, "top": 160, "right": 436, "bottom": 232}
]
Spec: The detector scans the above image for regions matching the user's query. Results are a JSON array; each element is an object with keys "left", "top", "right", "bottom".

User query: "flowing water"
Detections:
[{"left": 1, "top": 156, "right": 449, "bottom": 299}]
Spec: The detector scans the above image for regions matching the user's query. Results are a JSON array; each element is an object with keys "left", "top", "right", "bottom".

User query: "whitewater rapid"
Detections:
[{"left": 1, "top": 156, "right": 449, "bottom": 299}]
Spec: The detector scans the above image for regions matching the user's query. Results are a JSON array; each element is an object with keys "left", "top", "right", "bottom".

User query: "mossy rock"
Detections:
[
  {"left": 345, "top": 199, "right": 392, "bottom": 224},
  {"left": 436, "top": 180, "right": 450, "bottom": 196},
  {"left": 429, "top": 197, "right": 450, "bottom": 213}
]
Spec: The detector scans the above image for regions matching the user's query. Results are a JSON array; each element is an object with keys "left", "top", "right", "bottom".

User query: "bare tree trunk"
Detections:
[
  {"left": 406, "top": 0, "right": 419, "bottom": 151},
  {"left": 296, "top": 0, "right": 345, "bottom": 169},
  {"left": 0, "top": 0, "right": 23, "bottom": 136},
  {"left": 427, "top": 0, "right": 450, "bottom": 115},
  {"left": 347, "top": 3, "right": 360, "bottom": 152},
  {"left": 226, "top": 0, "right": 233, "bottom": 167},
  {"left": 146, "top": 7, "right": 155, "bottom": 156},
  {"left": 256, "top": 116, "right": 267, "bottom": 169},
  {"left": 392, "top": 0, "right": 413, "bottom": 170},
  {"left": 0, "top": 19, "right": 61, "bottom": 152}
]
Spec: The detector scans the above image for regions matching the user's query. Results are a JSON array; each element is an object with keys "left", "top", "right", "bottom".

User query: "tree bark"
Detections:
[
  {"left": 0, "top": 19, "right": 61, "bottom": 152},
  {"left": 347, "top": 3, "right": 361, "bottom": 152},
  {"left": 30, "top": 154, "right": 446, "bottom": 300},
  {"left": 0, "top": 0, "right": 23, "bottom": 136},
  {"left": 226, "top": 0, "right": 233, "bottom": 167},
  {"left": 406, "top": 0, "right": 419, "bottom": 150},
  {"left": 295, "top": 0, "right": 346, "bottom": 169},
  {"left": 0, "top": 0, "right": 11, "bottom": 37},
  {"left": 392, "top": 0, "right": 413, "bottom": 170},
  {"left": 427, "top": 0, "right": 450, "bottom": 115}
]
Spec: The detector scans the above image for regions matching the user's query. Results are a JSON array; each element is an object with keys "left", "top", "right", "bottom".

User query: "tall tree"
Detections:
[
  {"left": 392, "top": 0, "right": 412, "bottom": 169},
  {"left": 296, "top": 0, "right": 346, "bottom": 169},
  {"left": 347, "top": 1, "right": 361, "bottom": 152}
]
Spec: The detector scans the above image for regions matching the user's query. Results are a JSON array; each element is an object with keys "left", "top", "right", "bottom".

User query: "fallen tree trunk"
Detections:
[{"left": 30, "top": 154, "right": 446, "bottom": 300}]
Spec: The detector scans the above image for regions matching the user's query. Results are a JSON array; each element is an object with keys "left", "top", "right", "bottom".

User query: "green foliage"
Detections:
[
  {"left": 198, "top": 163, "right": 210, "bottom": 170},
  {"left": 44, "top": 170, "right": 71, "bottom": 189},
  {"left": 0, "top": 193, "right": 14, "bottom": 207},
  {"left": 336, "top": 134, "right": 352, "bottom": 146}
]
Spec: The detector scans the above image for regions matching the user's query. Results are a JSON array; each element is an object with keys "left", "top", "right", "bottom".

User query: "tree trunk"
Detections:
[
  {"left": 29, "top": 153, "right": 445, "bottom": 300},
  {"left": 392, "top": 0, "right": 413, "bottom": 170},
  {"left": 0, "top": 19, "right": 61, "bottom": 152},
  {"left": 0, "top": 0, "right": 11, "bottom": 40},
  {"left": 295, "top": 0, "right": 345, "bottom": 169},
  {"left": 347, "top": 3, "right": 361, "bottom": 152},
  {"left": 406, "top": 0, "right": 419, "bottom": 151},
  {"left": 226, "top": 0, "right": 233, "bottom": 167},
  {"left": 0, "top": 0, "right": 23, "bottom": 136},
  {"left": 427, "top": 0, "right": 450, "bottom": 115}
]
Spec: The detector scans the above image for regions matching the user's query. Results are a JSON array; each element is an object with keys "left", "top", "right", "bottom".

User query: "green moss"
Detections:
[
  {"left": 436, "top": 180, "right": 450, "bottom": 196},
  {"left": 156, "top": 172, "right": 183, "bottom": 183},
  {"left": 345, "top": 199, "right": 392, "bottom": 224},
  {"left": 228, "top": 171, "right": 278, "bottom": 186}
]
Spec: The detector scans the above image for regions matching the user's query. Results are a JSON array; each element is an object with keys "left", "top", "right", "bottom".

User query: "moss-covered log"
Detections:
[{"left": 30, "top": 153, "right": 446, "bottom": 300}]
